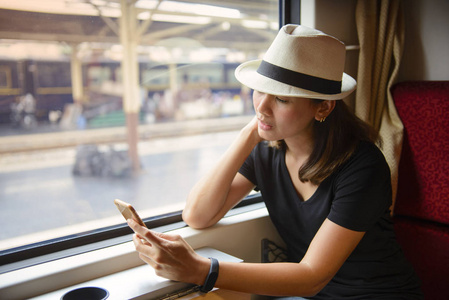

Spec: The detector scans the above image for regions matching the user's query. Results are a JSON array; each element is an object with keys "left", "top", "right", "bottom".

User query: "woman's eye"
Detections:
[{"left": 275, "top": 97, "right": 288, "bottom": 104}]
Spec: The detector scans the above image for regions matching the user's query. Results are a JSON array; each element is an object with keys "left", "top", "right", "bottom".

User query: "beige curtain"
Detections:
[{"left": 355, "top": 0, "right": 405, "bottom": 211}]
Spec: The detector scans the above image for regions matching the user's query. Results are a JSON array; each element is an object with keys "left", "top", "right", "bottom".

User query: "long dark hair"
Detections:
[{"left": 270, "top": 100, "right": 380, "bottom": 185}]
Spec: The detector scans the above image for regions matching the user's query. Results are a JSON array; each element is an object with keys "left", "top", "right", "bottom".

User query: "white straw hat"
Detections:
[{"left": 235, "top": 24, "right": 356, "bottom": 100}]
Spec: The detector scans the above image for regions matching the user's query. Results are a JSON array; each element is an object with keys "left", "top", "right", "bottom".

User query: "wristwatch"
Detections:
[{"left": 199, "top": 257, "right": 219, "bottom": 293}]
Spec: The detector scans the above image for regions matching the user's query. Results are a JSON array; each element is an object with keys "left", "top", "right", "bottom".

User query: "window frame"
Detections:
[
  {"left": 0, "top": 0, "right": 300, "bottom": 275},
  {"left": 0, "top": 194, "right": 262, "bottom": 273}
]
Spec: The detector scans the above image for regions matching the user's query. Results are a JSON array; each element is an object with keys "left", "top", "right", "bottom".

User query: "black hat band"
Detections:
[{"left": 256, "top": 60, "right": 342, "bottom": 95}]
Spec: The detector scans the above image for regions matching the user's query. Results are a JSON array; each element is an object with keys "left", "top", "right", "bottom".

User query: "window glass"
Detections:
[
  {"left": 87, "top": 65, "right": 113, "bottom": 88},
  {"left": 0, "top": 0, "right": 278, "bottom": 255},
  {"left": 0, "top": 66, "right": 10, "bottom": 88}
]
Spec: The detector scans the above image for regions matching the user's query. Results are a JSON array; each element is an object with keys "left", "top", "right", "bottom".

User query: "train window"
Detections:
[
  {"left": 141, "top": 64, "right": 170, "bottom": 87},
  {"left": 87, "top": 66, "right": 113, "bottom": 88},
  {"left": 0, "top": 66, "right": 10, "bottom": 88},
  {"left": 0, "top": 0, "right": 279, "bottom": 270},
  {"left": 177, "top": 63, "right": 224, "bottom": 84},
  {"left": 36, "top": 61, "right": 72, "bottom": 88},
  {"left": 227, "top": 67, "right": 241, "bottom": 86}
]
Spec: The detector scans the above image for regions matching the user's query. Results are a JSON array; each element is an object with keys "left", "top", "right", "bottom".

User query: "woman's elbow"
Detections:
[
  {"left": 291, "top": 281, "right": 325, "bottom": 298},
  {"left": 294, "top": 264, "right": 332, "bottom": 297},
  {"left": 306, "top": 275, "right": 333, "bottom": 297},
  {"left": 281, "top": 279, "right": 325, "bottom": 298},
  {"left": 182, "top": 208, "right": 212, "bottom": 229},
  {"left": 306, "top": 283, "right": 326, "bottom": 297}
]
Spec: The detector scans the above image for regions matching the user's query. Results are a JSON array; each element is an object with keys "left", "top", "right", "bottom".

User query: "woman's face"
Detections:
[{"left": 253, "top": 90, "right": 318, "bottom": 142}]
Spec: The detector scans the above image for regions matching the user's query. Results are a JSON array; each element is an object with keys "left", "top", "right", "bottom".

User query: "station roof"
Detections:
[{"left": 0, "top": 0, "right": 278, "bottom": 52}]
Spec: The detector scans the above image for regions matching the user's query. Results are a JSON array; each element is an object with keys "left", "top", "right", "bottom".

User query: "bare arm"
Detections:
[
  {"left": 214, "top": 219, "right": 364, "bottom": 296},
  {"left": 182, "top": 116, "right": 261, "bottom": 229},
  {"left": 128, "top": 218, "right": 365, "bottom": 297}
]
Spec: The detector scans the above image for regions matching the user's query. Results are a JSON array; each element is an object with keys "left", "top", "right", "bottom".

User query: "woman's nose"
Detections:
[{"left": 256, "top": 94, "right": 271, "bottom": 116}]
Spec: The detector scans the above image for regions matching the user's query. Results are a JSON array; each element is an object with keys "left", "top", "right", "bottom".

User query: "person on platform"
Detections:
[{"left": 127, "top": 24, "right": 423, "bottom": 299}]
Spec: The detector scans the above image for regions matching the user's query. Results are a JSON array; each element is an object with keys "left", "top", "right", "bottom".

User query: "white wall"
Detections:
[
  {"left": 398, "top": 0, "right": 449, "bottom": 81},
  {"left": 301, "top": 0, "right": 358, "bottom": 77},
  {"left": 303, "top": 0, "right": 359, "bottom": 106},
  {"left": 302, "top": 0, "right": 449, "bottom": 82}
]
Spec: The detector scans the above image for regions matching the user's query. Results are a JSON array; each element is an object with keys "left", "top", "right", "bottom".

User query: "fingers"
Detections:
[
  {"left": 128, "top": 219, "right": 179, "bottom": 263},
  {"left": 132, "top": 234, "right": 157, "bottom": 268},
  {"left": 127, "top": 219, "right": 162, "bottom": 246},
  {"left": 128, "top": 219, "right": 205, "bottom": 284}
]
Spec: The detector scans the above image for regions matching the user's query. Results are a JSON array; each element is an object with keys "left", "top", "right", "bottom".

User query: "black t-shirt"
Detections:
[{"left": 239, "top": 141, "right": 423, "bottom": 299}]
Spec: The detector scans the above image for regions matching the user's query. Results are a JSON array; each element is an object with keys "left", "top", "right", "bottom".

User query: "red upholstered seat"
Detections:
[{"left": 392, "top": 81, "right": 449, "bottom": 300}]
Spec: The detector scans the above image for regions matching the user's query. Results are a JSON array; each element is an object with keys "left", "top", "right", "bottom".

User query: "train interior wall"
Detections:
[{"left": 308, "top": 0, "right": 449, "bottom": 82}]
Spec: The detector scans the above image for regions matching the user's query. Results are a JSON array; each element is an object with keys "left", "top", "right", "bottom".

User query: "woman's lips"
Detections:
[{"left": 258, "top": 119, "right": 273, "bottom": 131}]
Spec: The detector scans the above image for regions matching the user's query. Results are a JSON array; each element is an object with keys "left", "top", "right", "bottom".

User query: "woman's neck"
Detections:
[{"left": 284, "top": 134, "right": 314, "bottom": 162}]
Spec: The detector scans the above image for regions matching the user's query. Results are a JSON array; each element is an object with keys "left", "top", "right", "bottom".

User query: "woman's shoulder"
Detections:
[
  {"left": 336, "top": 140, "right": 391, "bottom": 180},
  {"left": 351, "top": 140, "right": 388, "bottom": 166}
]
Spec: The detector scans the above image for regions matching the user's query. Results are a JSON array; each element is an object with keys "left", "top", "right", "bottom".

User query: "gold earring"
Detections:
[{"left": 319, "top": 117, "right": 326, "bottom": 123}]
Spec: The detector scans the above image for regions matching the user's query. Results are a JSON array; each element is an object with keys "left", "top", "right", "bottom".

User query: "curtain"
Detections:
[{"left": 355, "top": 0, "right": 405, "bottom": 212}]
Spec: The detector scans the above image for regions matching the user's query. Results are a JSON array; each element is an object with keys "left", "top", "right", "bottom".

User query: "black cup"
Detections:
[{"left": 61, "top": 286, "right": 109, "bottom": 300}]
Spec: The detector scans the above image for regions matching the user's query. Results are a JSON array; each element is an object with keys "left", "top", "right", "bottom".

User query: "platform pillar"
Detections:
[{"left": 120, "top": 0, "right": 141, "bottom": 174}]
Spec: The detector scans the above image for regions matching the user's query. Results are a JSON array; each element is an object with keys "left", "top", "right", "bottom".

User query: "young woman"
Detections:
[{"left": 128, "top": 25, "right": 423, "bottom": 299}]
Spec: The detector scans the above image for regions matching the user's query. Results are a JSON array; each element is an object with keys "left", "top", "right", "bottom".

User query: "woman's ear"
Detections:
[{"left": 315, "top": 100, "right": 336, "bottom": 122}]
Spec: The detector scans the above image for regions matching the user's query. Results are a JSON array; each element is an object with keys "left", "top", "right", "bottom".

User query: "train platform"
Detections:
[
  {"left": 0, "top": 127, "right": 244, "bottom": 248},
  {"left": 0, "top": 115, "right": 253, "bottom": 246},
  {"left": 0, "top": 115, "right": 252, "bottom": 154}
]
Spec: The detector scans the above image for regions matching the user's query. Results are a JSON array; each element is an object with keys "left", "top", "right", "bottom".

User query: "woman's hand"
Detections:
[
  {"left": 127, "top": 219, "right": 210, "bottom": 285},
  {"left": 241, "top": 116, "right": 263, "bottom": 145}
]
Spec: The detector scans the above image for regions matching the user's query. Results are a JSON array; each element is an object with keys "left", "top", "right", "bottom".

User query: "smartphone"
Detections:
[{"left": 114, "top": 199, "right": 147, "bottom": 228}]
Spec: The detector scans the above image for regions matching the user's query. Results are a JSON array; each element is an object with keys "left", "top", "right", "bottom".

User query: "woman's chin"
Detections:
[{"left": 258, "top": 130, "right": 278, "bottom": 142}]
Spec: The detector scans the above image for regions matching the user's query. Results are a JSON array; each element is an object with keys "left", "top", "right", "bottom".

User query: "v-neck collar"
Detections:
[{"left": 281, "top": 148, "right": 321, "bottom": 203}]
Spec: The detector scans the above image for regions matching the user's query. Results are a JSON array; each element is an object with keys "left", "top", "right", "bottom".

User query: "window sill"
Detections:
[
  {"left": 32, "top": 247, "right": 242, "bottom": 300},
  {"left": 0, "top": 206, "right": 282, "bottom": 299}
]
